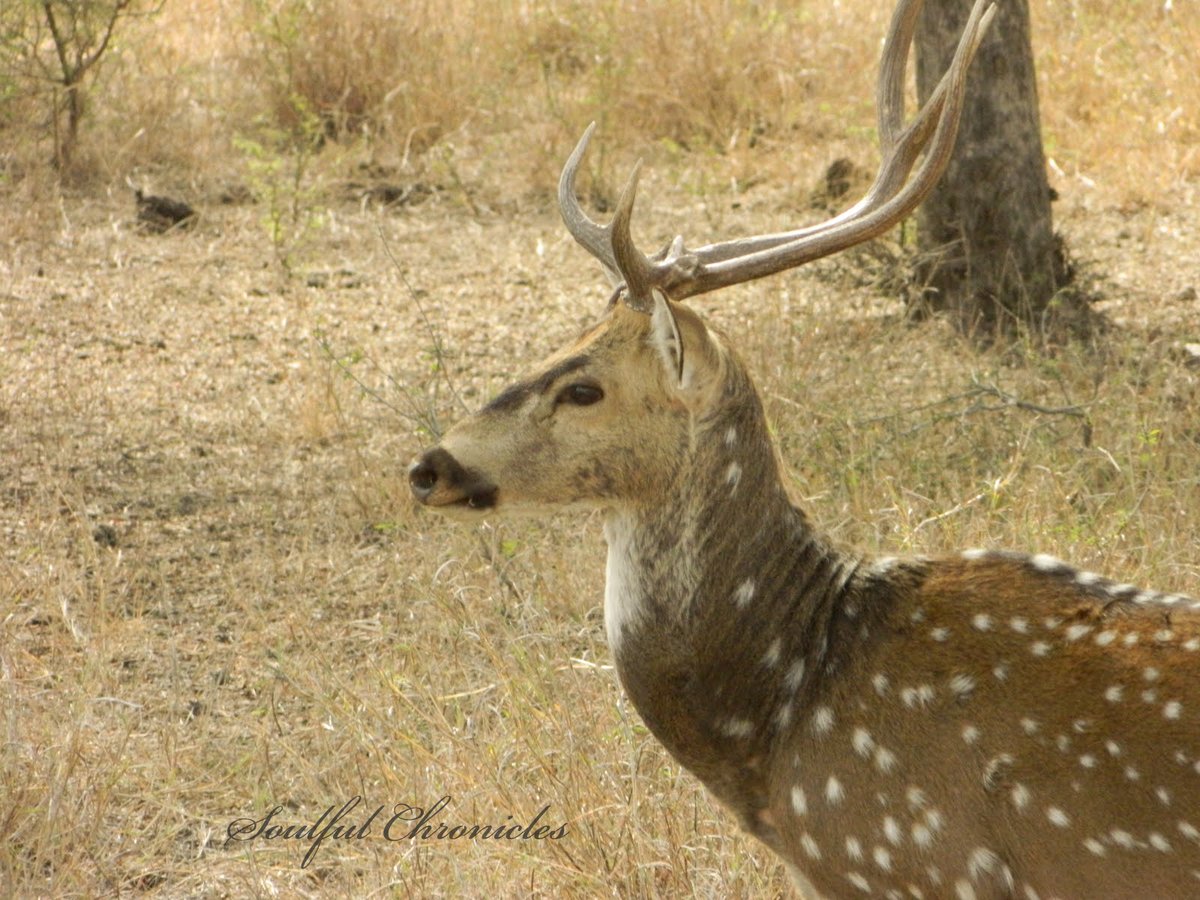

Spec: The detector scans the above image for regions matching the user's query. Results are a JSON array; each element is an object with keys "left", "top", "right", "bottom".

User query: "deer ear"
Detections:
[
  {"left": 650, "top": 290, "right": 686, "bottom": 385},
  {"left": 649, "top": 291, "right": 724, "bottom": 405}
]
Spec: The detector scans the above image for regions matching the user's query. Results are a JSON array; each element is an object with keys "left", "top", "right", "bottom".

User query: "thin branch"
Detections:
[
  {"left": 967, "top": 375, "right": 1088, "bottom": 418},
  {"left": 376, "top": 221, "right": 470, "bottom": 416},
  {"left": 912, "top": 472, "right": 1016, "bottom": 534},
  {"left": 78, "top": 0, "right": 135, "bottom": 76},
  {"left": 316, "top": 334, "right": 440, "bottom": 436}
]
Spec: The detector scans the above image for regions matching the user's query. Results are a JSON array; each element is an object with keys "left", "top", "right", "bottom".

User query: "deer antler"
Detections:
[{"left": 558, "top": 0, "right": 997, "bottom": 309}]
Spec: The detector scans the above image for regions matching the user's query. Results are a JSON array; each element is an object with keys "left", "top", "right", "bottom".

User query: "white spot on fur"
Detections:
[
  {"left": 1075, "top": 570, "right": 1102, "bottom": 586},
  {"left": 874, "top": 747, "right": 898, "bottom": 774},
  {"left": 721, "top": 717, "right": 754, "bottom": 738},
  {"left": 732, "top": 578, "right": 755, "bottom": 608},
  {"left": 1065, "top": 624, "right": 1092, "bottom": 641},
  {"left": 761, "top": 637, "right": 782, "bottom": 668},
  {"left": 826, "top": 775, "right": 845, "bottom": 805},
  {"left": 1095, "top": 630, "right": 1117, "bottom": 646},
  {"left": 1030, "top": 554, "right": 1067, "bottom": 572},
  {"left": 930, "top": 627, "right": 950, "bottom": 642},
  {"left": 872, "top": 556, "right": 900, "bottom": 575},
  {"left": 1079, "top": 754, "right": 1096, "bottom": 768},
  {"left": 972, "top": 614, "right": 993, "bottom": 631},
  {"left": 1105, "top": 684, "right": 1124, "bottom": 703},
  {"left": 949, "top": 674, "right": 976, "bottom": 699},
  {"left": 802, "top": 831, "right": 822, "bottom": 859},
  {"left": 724, "top": 426, "right": 737, "bottom": 447},
  {"left": 847, "top": 871, "right": 871, "bottom": 893},
  {"left": 883, "top": 815, "right": 903, "bottom": 846},
  {"left": 1106, "top": 740, "right": 1122, "bottom": 756},
  {"left": 902, "top": 685, "right": 935, "bottom": 709},
  {"left": 1165, "top": 700, "right": 1182, "bottom": 719},
  {"left": 1030, "top": 641, "right": 1051, "bottom": 657},
  {"left": 968, "top": 847, "right": 1002, "bottom": 881},
  {"left": 1084, "top": 837, "right": 1106, "bottom": 856},
  {"left": 1157, "top": 787, "right": 1172, "bottom": 806},
  {"left": 845, "top": 835, "right": 863, "bottom": 861},
  {"left": 1110, "top": 829, "right": 1136, "bottom": 849},
  {"left": 962, "top": 724, "right": 981, "bottom": 744},
  {"left": 1046, "top": 807, "right": 1070, "bottom": 827},
  {"left": 791, "top": 785, "right": 808, "bottom": 816},
  {"left": 1009, "top": 616, "right": 1028, "bottom": 633},
  {"left": 1149, "top": 832, "right": 1172, "bottom": 852},
  {"left": 955, "top": 878, "right": 978, "bottom": 900},
  {"left": 1021, "top": 717, "right": 1039, "bottom": 735},
  {"left": 873, "top": 846, "right": 893, "bottom": 871},
  {"left": 853, "top": 728, "right": 875, "bottom": 757},
  {"left": 774, "top": 701, "right": 794, "bottom": 730},
  {"left": 812, "top": 706, "right": 835, "bottom": 736},
  {"left": 873, "top": 673, "right": 890, "bottom": 696},
  {"left": 725, "top": 461, "right": 742, "bottom": 491},
  {"left": 784, "top": 658, "right": 806, "bottom": 691},
  {"left": 1011, "top": 784, "right": 1031, "bottom": 811},
  {"left": 962, "top": 548, "right": 990, "bottom": 560}
]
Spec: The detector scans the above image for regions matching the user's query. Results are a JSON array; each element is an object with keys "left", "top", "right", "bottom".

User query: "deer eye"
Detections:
[{"left": 557, "top": 382, "right": 604, "bottom": 407}]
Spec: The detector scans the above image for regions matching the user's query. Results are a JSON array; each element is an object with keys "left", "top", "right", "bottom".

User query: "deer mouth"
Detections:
[{"left": 447, "top": 486, "right": 498, "bottom": 512}]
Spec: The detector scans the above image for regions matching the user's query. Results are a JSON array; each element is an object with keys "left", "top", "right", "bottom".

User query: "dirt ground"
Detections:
[{"left": 1, "top": 153, "right": 1198, "bottom": 896}]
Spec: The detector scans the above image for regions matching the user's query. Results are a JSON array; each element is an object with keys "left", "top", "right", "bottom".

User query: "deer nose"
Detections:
[
  {"left": 408, "top": 452, "right": 443, "bottom": 502},
  {"left": 409, "top": 447, "right": 498, "bottom": 510}
]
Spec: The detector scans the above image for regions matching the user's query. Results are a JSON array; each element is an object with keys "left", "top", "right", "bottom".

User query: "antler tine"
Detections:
[
  {"left": 558, "top": 123, "right": 664, "bottom": 307},
  {"left": 609, "top": 160, "right": 658, "bottom": 309},
  {"left": 877, "top": 0, "right": 924, "bottom": 153},
  {"left": 558, "top": 122, "right": 622, "bottom": 286}
]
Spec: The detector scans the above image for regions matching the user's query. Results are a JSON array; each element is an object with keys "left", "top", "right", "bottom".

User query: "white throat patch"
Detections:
[{"left": 603, "top": 514, "right": 643, "bottom": 653}]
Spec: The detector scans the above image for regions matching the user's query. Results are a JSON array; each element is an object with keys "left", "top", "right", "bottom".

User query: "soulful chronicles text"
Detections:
[{"left": 225, "top": 795, "right": 568, "bottom": 868}]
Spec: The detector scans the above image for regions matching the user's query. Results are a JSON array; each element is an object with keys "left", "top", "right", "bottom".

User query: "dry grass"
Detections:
[
  {"left": 1, "top": 0, "right": 1199, "bottom": 897},
  {"left": 2, "top": 1, "right": 1196, "bottom": 206}
]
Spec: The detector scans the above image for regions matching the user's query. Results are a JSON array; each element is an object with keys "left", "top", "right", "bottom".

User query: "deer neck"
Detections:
[{"left": 602, "top": 370, "right": 865, "bottom": 821}]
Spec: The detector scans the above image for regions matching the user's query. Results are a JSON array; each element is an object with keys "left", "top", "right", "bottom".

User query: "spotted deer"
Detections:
[{"left": 407, "top": 0, "right": 1200, "bottom": 896}]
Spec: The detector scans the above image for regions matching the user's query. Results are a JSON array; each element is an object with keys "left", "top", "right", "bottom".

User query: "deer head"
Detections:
[{"left": 407, "top": 289, "right": 728, "bottom": 518}]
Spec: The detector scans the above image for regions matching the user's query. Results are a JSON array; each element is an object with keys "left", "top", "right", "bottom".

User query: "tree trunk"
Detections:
[{"left": 914, "top": 0, "right": 1077, "bottom": 335}]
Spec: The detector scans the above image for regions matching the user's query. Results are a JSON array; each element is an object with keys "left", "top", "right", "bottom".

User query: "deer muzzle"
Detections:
[{"left": 408, "top": 447, "right": 498, "bottom": 512}]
